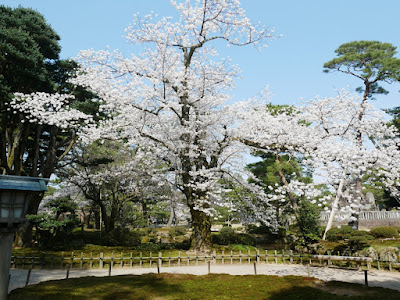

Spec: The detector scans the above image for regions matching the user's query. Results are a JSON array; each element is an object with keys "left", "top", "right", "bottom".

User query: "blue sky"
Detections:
[{"left": 3, "top": 0, "right": 400, "bottom": 110}]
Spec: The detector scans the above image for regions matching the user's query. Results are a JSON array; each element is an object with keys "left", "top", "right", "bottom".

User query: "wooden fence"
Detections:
[{"left": 10, "top": 249, "right": 400, "bottom": 272}]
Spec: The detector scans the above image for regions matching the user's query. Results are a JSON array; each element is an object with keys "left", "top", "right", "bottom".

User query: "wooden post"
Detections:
[
  {"left": 196, "top": 251, "right": 199, "bottom": 266},
  {"left": 66, "top": 268, "right": 70, "bottom": 279},
  {"left": 230, "top": 251, "right": 233, "bottom": 264},
  {"left": 25, "top": 268, "right": 32, "bottom": 287},
  {"left": 213, "top": 251, "right": 216, "bottom": 264},
  {"left": 157, "top": 261, "right": 160, "bottom": 274},
  {"left": 140, "top": 252, "right": 143, "bottom": 268},
  {"left": 327, "top": 251, "right": 331, "bottom": 266},
  {"left": 364, "top": 270, "right": 368, "bottom": 286},
  {"left": 281, "top": 250, "right": 285, "bottom": 264},
  {"left": 14, "top": 252, "right": 18, "bottom": 269},
  {"left": 100, "top": 252, "right": 104, "bottom": 269},
  {"left": 130, "top": 252, "right": 133, "bottom": 268},
  {"left": 239, "top": 250, "right": 242, "bottom": 264},
  {"left": 80, "top": 252, "right": 84, "bottom": 269},
  {"left": 168, "top": 252, "right": 171, "bottom": 267},
  {"left": 289, "top": 250, "right": 293, "bottom": 264},
  {"left": 187, "top": 252, "right": 190, "bottom": 266},
  {"left": 253, "top": 262, "right": 257, "bottom": 275},
  {"left": 178, "top": 251, "right": 181, "bottom": 267},
  {"left": 307, "top": 264, "right": 311, "bottom": 277},
  {"left": 274, "top": 250, "right": 278, "bottom": 264},
  {"left": 257, "top": 250, "right": 260, "bottom": 263},
  {"left": 22, "top": 250, "right": 26, "bottom": 269},
  {"left": 51, "top": 253, "right": 54, "bottom": 269},
  {"left": 40, "top": 252, "right": 45, "bottom": 269},
  {"left": 70, "top": 252, "right": 74, "bottom": 269},
  {"left": 90, "top": 252, "right": 93, "bottom": 269},
  {"left": 111, "top": 252, "right": 114, "bottom": 269},
  {"left": 31, "top": 253, "right": 35, "bottom": 269},
  {"left": 159, "top": 252, "right": 162, "bottom": 268},
  {"left": 61, "top": 251, "right": 64, "bottom": 269},
  {"left": 150, "top": 252, "right": 152, "bottom": 268},
  {"left": 222, "top": 250, "right": 224, "bottom": 264},
  {"left": 121, "top": 252, "right": 124, "bottom": 267},
  {"left": 248, "top": 249, "right": 250, "bottom": 264},
  {"left": 108, "top": 262, "right": 112, "bottom": 276},
  {"left": 208, "top": 260, "right": 211, "bottom": 274},
  {"left": 266, "top": 250, "right": 268, "bottom": 264},
  {"left": 377, "top": 258, "right": 380, "bottom": 270},
  {"left": 389, "top": 261, "right": 393, "bottom": 272}
]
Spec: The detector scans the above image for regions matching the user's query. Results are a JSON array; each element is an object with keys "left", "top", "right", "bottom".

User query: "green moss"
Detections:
[{"left": 9, "top": 273, "right": 400, "bottom": 300}]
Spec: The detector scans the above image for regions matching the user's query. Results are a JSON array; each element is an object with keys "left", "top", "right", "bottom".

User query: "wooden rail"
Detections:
[{"left": 9, "top": 249, "right": 400, "bottom": 272}]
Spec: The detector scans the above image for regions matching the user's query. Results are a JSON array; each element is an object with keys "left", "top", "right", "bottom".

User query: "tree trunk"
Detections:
[
  {"left": 94, "top": 207, "right": 101, "bottom": 229},
  {"left": 323, "top": 174, "right": 346, "bottom": 240},
  {"left": 167, "top": 202, "right": 175, "bottom": 228},
  {"left": 98, "top": 201, "right": 112, "bottom": 233},
  {"left": 348, "top": 83, "right": 370, "bottom": 230},
  {"left": 189, "top": 207, "right": 212, "bottom": 252}
]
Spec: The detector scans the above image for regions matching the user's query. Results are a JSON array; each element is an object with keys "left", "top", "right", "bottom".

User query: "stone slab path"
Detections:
[{"left": 9, "top": 263, "right": 400, "bottom": 294}]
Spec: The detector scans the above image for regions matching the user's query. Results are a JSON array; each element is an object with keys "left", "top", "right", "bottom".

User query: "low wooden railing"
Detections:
[{"left": 10, "top": 249, "right": 400, "bottom": 272}]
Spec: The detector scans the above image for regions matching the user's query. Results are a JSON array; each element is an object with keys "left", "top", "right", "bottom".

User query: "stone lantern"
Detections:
[{"left": 0, "top": 175, "right": 48, "bottom": 299}]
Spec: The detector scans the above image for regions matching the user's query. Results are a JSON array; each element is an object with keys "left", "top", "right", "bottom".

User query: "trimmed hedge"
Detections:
[
  {"left": 326, "top": 226, "right": 374, "bottom": 242},
  {"left": 369, "top": 226, "right": 399, "bottom": 238}
]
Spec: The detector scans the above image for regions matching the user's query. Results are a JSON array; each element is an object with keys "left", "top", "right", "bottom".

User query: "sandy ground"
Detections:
[{"left": 9, "top": 263, "right": 400, "bottom": 294}]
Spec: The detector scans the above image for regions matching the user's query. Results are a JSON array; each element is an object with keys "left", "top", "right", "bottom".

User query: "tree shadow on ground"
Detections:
[
  {"left": 267, "top": 278, "right": 400, "bottom": 300},
  {"left": 9, "top": 274, "right": 184, "bottom": 300}
]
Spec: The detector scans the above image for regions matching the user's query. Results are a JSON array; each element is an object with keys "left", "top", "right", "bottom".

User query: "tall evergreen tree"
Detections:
[{"left": 0, "top": 6, "right": 96, "bottom": 245}]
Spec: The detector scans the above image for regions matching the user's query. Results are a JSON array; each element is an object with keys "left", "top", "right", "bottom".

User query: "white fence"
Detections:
[{"left": 320, "top": 211, "right": 400, "bottom": 221}]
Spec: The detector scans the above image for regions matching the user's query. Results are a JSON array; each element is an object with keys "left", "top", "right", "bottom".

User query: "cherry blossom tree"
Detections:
[
  {"left": 238, "top": 89, "right": 400, "bottom": 239},
  {"left": 72, "top": 0, "right": 277, "bottom": 251},
  {"left": 61, "top": 140, "right": 177, "bottom": 232}
]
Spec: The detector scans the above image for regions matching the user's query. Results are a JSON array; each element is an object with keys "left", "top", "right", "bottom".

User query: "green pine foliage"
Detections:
[
  {"left": 323, "top": 40, "right": 400, "bottom": 99},
  {"left": 296, "top": 201, "right": 322, "bottom": 246}
]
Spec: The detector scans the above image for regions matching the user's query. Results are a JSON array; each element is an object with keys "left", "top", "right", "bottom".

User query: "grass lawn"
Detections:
[{"left": 9, "top": 273, "right": 400, "bottom": 300}]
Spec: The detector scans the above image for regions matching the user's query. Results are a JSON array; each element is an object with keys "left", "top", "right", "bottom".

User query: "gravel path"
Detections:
[{"left": 9, "top": 264, "right": 400, "bottom": 294}]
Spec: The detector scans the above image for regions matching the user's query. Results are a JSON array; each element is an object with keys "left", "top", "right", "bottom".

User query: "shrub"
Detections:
[
  {"left": 27, "top": 213, "right": 81, "bottom": 249},
  {"left": 325, "top": 227, "right": 342, "bottom": 242},
  {"left": 212, "top": 227, "right": 256, "bottom": 246},
  {"left": 370, "top": 226, "right": 399, "bottom": 238},
  {"left": 102, "top": 227, "right": 142, "bottom": 247},
  {"left": 347, "top": 236, "right": 369, "bottom": 251},
  {"left": 326, "top": 226, "right": 351, "bottom": 241},
  {"left": 169, "top": 226, "right": 187, "bottom": 238},
  {"left": 142, "top": 227, "right": 157, "bottom": 235},
  {"left": 325, "top": 226, "right": 375, "bottom": 242},
  {"left": 364, "top": 234, "right": 375, "bottom": 240},
  {"left": 134, "top": 240, "right": 191, "bottom": 251}
]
